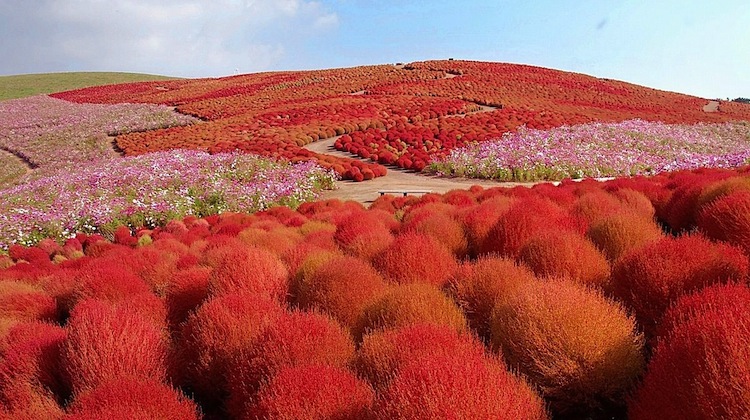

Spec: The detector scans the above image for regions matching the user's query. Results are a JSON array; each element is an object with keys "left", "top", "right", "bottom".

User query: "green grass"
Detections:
[{"left": 0, "top": 72, "right": 179, "bottom": 101}]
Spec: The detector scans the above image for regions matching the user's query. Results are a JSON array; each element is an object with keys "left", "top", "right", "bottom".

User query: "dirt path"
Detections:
[
  {"left": 304, "top": 136, "right": 528, "bottom": 203},
  {"left": 703, "top": 100, "right": 720, "bottom": 112}
]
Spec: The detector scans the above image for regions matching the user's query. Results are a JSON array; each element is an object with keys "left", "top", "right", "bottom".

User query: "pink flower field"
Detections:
[
  {"left": 0, "top": 150, "right": 336, "bottom": 250},
  {"left": 430, "top": 119, "right": 750, "bottom": 181},
  {"left": 0, "top": 95, "right": 198, "bottom": 186}
]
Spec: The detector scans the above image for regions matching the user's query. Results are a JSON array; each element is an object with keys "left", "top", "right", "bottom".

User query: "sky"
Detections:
[{"left": 1, "top": 1, "right": 748, "bottom": 99}]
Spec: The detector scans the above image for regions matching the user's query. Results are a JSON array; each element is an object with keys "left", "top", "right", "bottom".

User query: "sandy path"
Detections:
[
  {"left": 703, "top": 100, "right": 720, "bottom": 112},
  {"left": 304, "top": 136, "right": 528, "bottom": 203}
]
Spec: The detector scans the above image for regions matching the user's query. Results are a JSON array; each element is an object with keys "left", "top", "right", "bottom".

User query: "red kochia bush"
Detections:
[
  {"left": 610, "top": 234, "right": 748, "bottom": 338},
  {"left": 294, "top": 255, "right": 387, "bottom": 330},
  {"left": 355, "top": 323, "right": 489, "bottom": 391},
  {"left": 656, "top": 283, "right": 750, "bottom": 340},
  {"left": 480, "top": 197, "right": 581, "bottom": 258},
  {"left": 164, "top": 265, "right": 212, "bottom": 327},
  {"left": 65, "top": 378, "right": 200, "bottom": 420},
  {"left": 177, "top": 292, "right": 284, "bottom": 405},
  {"left": 0, "top": 382, "right": 64, "bottom": 419},
  {"left": 226, "top": 310, "right": 355, "bottom": 419},
  {"left": 586, "top": 212, "right": 664, "bottom": 262},
  {"left": 205, "top": 244, "right": 288, "bottom": 301},
  {"left": 447, "top": 256, "right": 537, "bottom": 339},
  {"left": 0, "top": 281, "right": 57, "bottom": 322},
  {"left": 374, "top": 354, "right": 548, "bottom": 420},
  {"left": 373, "top": 232, "right": 458, "bottom": 287},
  {"left": 518, "top": 230, "right": 611, "bottom": 290},
  {"left": 697, "top": 190, "right": 750, "bottom": 256},
  {"left": 249, "top": 365, "right": 375, "bottom": 420},
  {"left": 490, "top": 278, "right": 645, "bottom": 415},
  {"left": 458, "top": 195, "right": 515, "bottom": 257},
  {"left": 571, "top": 191, "right": 628, "bottom": 226},
  {"left": 355, "top": 283, "right": 468, "bottom": 340},
  {"left": 60, "top": 299, "right": 168, "bottom": 394},
  {"left": 333, "top": 210, "right": 394, "bottom": 261},
  {"left": 0, "top": 322, "right": 67, "bottom": 406},
  {"left": 628, "top": 289, "right": 750, "bottom": 419},
  {"left": 400, "top": 208, "right": 469, "bottom": 258}
]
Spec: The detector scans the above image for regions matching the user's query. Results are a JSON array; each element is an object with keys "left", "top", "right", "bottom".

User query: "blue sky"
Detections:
[{"left": 1, "top": 1, "right": 748, "bottom": 99}]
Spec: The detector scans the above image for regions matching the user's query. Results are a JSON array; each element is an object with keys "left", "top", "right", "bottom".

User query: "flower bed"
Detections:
[
  {"left": 430, "top": 120, "right": 750, "bottom": 181},
  {"left": 0, "top": 95, "right": 197, "bottom": 184},
  {"left": 0, "top": 150, "right": 336, "bottom": 249}
]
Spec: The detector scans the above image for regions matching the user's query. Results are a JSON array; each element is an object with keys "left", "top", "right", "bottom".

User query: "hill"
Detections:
[
  {"left": 51, "top": 60, "right": 750, "bottom": 181},
  {"left": 0, "top": 72, "right": 177, "bottom": 101}
]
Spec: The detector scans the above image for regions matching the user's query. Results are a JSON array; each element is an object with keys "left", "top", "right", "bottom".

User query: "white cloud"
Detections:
[{"left": 0, "top": 0, "right": 338, "bottom": 77}]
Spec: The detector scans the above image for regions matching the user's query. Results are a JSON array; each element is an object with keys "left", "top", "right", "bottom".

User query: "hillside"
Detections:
[
  {"left": 0, "top": 72, "right": 177, "bottom": 101},
  {"left": 50, "top": 60, "right": 750, "bottom": 182}
]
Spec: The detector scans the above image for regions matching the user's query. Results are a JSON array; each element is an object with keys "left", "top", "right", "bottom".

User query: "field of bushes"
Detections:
[
  {"left": 2, "top": 164, "right": 750, "bottom": 418},
  {"left": 50, "top": 60, "right": 750, "bottom": 181},
  {"left": 1, "top": 60, "right": 750, "bottom": 418}
]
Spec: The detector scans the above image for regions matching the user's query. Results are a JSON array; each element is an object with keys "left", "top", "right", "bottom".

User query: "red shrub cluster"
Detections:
[
  {"left": 355, "top": 323, "right": 488, "bottom": 391},
  {"left": 60, "top": 299, "right": 168, "bottom": 394},
  {"left": 374, "top": 354, "right": 548, "bottom": 420},
  {"left": 50, "top": 60, "right": 750, "bottom": 180},
  {"left": 447, "top": 256, "right": 537, "bottom": 339},
  {"left": 293, "top": 254, "right": 387, "bottom": 331},
  {"left": 226, "top": 310, "right": 355, "bottom": 418},
  {"left": 249, "top": 365, "right": 375, "bottom": 420},
  {"left": 177, "top": 292, "right": 284, "bottom": 406},
  {"left": 490, "top": 278, "right": 645, "bottom": 415},
  {"left": 6, "top": 164, "right": 750, "bottom": 417},
  {"left": 610, "top": 234, "right": 748, "bottom": 338},
  {"left": 518, "top": 230, "right": 611, "bottom": 290},
  {"left": 356, "top": 283, "right": 468, "bottom": 339},
  {"left": 629, "top": 285, "right": 750, "bottom": 419},
  {"left": 373, "top": 231, "right": 458, "bottom": 287},
  {"left": 65, "top": 378, "right": 200, "bottom": 420}
]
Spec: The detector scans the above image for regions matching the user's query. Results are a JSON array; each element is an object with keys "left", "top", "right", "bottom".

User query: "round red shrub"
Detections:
[
  {"left": 586, "top": 212, "right": 664, "bottom": 262},
  {"left": 401, "top": 209, "right": 468, "bottom": 258},
  {"left": 249, "top": 365, "right": 375, "bottom": 420},
  {"left": 457, "top": 196, "right": 515, "bottom": 257},
  {"left": 490, "top": 278, "right": 645, "bottom": 415},
  {"left": 447, "top": 256, "right": 537, "bottom": 339},
  {"left": 697, "top": 190, "right": 750, "bottom": 256},
  {"left": 0, "top": 381, "right": 64, "bottom": 419},
  {"left": 657, "top": 283, "right": 750, "bottom": 339},
  {"left": 333, "top": 210, "right": 395, "bottom": 261},
  {"left": 518, "top": 230, "right": 611, "bottom": 290},
  {"left": 628, "top": 292, "right": 750, "bottom": 419},
  {"left": 60, "top": 299, "right": 168, "bottom": 393},
  {"left": 610, "top": 234, "right": 748, "bottom": 338},
  {"left": 356, "top": 283, "right": 468, "bottom": 340},
  {"left": 164, "top": 266, "right": 212, "bottom": 327},
  {"left": 226, "top": 310, "right": 355, "bottom": 418},
  {"left": 480, "top": 197, "right": 581, "bottom": 258},
  {"left": 374, "top": 354, "right": 548, "bottom": 420},
  {"left": 177, "top": 292, "right": 284, "bottom": 405},
  {"left": 356, "top": 323, "right": 488, "bottom": 391},
  {"left": 0, "top": 321, "right": 67, "bottom": 404},
  {"left": 612, "top": 188, "right": 656, "bottom": 219},
  {"left": 206, "top": 245, "right": 288, "bottom": 301},
  {"left": 65, "top": 378, "right": 200, "bottom": 420},
  {"left": 571, "top": 191, "right": 627, "bottom": 226},
  {"left": 0, "top": 281, "right": 57, "bottom": 322},
  {"left": 373, "top": 231, "right": 458, "bottom": 287},
  {"left": 294, "top": 254, "right": 387, "bottom": 330}
]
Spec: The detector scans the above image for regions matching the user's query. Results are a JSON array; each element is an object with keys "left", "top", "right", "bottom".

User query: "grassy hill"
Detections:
[{"left": 0, "top": 72, "right": 178, "bottom": 101}]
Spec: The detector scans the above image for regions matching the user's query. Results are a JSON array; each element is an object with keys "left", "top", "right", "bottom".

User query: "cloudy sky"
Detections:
[{"left": 1, "top": 1, "right": 748, "bottom": 99}]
